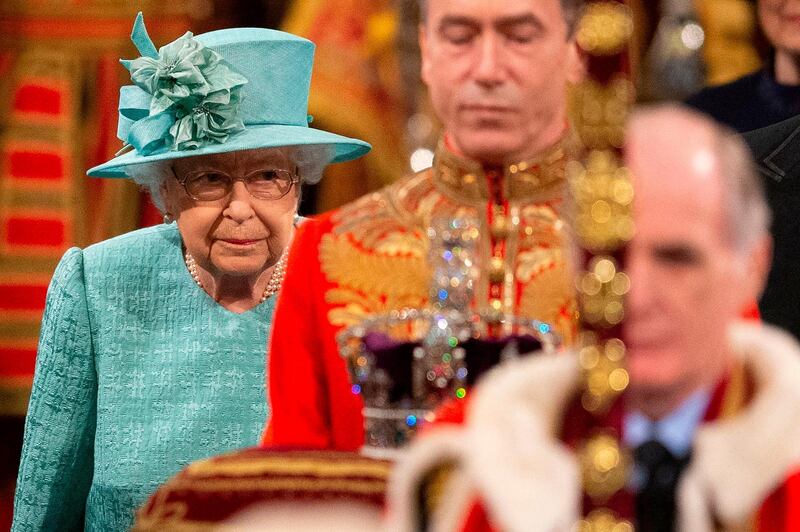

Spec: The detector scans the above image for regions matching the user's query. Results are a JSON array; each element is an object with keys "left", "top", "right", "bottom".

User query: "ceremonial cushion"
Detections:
[{"left": 134, "top": 448, "right": 391, "bottom": 531}]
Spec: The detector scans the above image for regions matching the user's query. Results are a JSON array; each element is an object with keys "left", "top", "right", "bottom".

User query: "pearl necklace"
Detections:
[{"left": 184, "top": 248, "right": 289, "bottom": 303}]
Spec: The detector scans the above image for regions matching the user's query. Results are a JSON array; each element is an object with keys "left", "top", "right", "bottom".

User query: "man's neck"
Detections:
[
  {"left": 627, "top": 368, "right": 726, "bottom": 422},
  {"left": 774, "top": 49, "right": 800, "bottom": 86},
  {"left": 443, "top": 126, "right": 568, "bottom": 167}
]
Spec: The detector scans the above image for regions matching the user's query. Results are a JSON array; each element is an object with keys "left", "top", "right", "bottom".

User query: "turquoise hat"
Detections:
[{"left": 88, "top": 13, "right": 371, "bottom": 178}]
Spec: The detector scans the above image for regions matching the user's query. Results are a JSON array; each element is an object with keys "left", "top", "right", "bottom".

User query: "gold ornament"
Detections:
[
  {"left": 568, "top": 150, "right": 635, "bottom": 252},
  {"left": 488, "top": 256, "right": 506, "bottom": 283},
  {"left": 569, "top": 76, "right": 635, "bottom": 150},
  {"left": 570, "top": 1, "right": 636, "bottom": 527},
  {"left": 576, "top": 2, "right": 634, "bottom": 57},
  {"left": 491, "top": 213, "right": 511, "bottom": 240},
  {"left": 579, "top": 332, "right": 629, "bottom": 414},
  {"left": 577, "top": 509, "right": 634, "bottom": 532},
  {"left": 578, "top": 256, "right": 631, "bottom": 327},
  {"left": 578, "top": 433, "right": 631, "bottom": 501}
]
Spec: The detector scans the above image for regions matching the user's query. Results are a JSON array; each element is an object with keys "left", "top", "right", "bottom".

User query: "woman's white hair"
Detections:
[{"left": 126, "top": 145, "right": 334, "bottom": 213}]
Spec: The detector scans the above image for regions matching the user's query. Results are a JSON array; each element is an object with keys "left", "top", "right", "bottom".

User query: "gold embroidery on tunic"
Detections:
[
  {"left": 320, "top": 229, "right": 429, "bottom": 328},
  {"left": 519, "top": 261, "right": 577, "bottom": 343},
  {"left": 320, "top": 141, "right": 577, "bottom": 339}
]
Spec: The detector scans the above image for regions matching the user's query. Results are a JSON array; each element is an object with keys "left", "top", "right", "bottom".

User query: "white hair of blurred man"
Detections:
[{"left": 628, "top": 104, "right": 771, "bottom": 255}]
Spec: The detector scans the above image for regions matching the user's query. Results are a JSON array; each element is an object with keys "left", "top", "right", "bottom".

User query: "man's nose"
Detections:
[
  {"left": 473, "top": 33, "right": 504, "bottom": 87},
  {"left": 223, "top": 181, "right": 256, "bottom": 222}
]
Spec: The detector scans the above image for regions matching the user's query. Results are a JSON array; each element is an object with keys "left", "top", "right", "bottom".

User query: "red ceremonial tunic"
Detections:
[{"left": 262, "top": 139, "right": 578, "bottom": 451}]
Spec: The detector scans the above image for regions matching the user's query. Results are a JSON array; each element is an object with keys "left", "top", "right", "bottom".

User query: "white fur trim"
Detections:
[
  {"left": 678, "top": 322, "right": 800, "bottom": 529},
  {"left": 385, "top": 427, "right": 473, "bottom": 532},
  {"left": 428, "top": 468, "right": 480, "bottom": 532},
  {"left": 384, "top": 354, "right": 583, "bottom": 532},
  {"left": 463, "top": 353, "right": 583, "bottom": 532}
]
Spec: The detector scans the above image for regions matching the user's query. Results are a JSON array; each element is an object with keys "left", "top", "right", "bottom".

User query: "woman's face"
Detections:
[
  {"left": 759, "top": 0, "right": 800, "bottom": 55},
  {"left": 162, "top": 149, "right": 299, "bottom": 281}
]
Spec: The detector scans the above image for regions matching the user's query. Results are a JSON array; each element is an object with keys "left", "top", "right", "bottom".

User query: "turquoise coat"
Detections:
[{"left": 12, "top": 224, "right": 274, "bottom": 531}]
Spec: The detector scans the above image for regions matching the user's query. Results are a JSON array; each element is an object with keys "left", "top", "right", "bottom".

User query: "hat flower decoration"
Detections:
[
  {"left": 119, "top": 13, "right": 248, "bottom": 154},
  {"left": 88, "top": 13, "right": 370, "bottom": 178}
]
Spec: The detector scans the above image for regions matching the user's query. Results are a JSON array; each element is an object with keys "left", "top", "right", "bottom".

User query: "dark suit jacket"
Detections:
[
  {"left": 687, "top": 70, "right": 800, "bottom": 134},
  {"left": 744, "top": 114, "right": 800, "bottom": 340}
]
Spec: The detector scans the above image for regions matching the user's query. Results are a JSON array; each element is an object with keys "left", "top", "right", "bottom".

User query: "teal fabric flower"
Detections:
[
  {"left": 171, "top": 88, "right": 246, "bottom": 150},
  {"left": 120, "top": 16, "right": 248, "bottom": 153}
]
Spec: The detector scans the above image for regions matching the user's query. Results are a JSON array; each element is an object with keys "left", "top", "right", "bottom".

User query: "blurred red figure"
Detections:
[{"left": 387, "top": 106, "right": 800, "bottom": 532}]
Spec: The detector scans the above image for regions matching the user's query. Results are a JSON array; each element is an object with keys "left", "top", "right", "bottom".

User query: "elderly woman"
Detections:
[{"left": 12, "top": 14, "right": 369, "bottom": 532}]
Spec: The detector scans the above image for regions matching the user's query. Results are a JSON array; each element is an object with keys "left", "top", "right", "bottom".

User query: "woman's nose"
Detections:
[{"left": 223, "top": 181, "right": 256, "bottom": 222}]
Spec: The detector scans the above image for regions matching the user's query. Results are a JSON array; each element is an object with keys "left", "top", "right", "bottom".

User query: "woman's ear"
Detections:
[{"left": 160, "top": 173, "right": 179, "bottom": 221}]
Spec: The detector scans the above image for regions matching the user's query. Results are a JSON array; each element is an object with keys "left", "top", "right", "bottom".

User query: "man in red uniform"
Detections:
[
  {"left": 263, "top": 0, "right": 587, "bottom": 450},
  {"left": 387, "top": 106, "right": 800, "bottom": 531}
]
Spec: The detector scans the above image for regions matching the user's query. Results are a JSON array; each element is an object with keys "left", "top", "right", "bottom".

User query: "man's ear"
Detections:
[
  {"left": 419, "top": 24, "right": 432, "bottom": 87},
  {"left": 565, "top": 39, "right": 588, "bottom": 85},
  {"left": 747, "top": 233, "right": 773, "bottom": 301}
]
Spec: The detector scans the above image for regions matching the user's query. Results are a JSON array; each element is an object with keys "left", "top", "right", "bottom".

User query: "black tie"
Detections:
[{"left": 634, "top": 440, "right": 692, "bottom": 532}]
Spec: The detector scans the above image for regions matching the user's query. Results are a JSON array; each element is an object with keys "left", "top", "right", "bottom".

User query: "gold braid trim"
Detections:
[{"left": 186, "top": 456, "right": 393, "bottom": 479}]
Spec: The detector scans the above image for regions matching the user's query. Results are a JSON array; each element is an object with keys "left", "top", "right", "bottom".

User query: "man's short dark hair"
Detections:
[
  {"left": 419, "top": 0, "right": 586, "bottom": 36},
  {"left": 560, "top": 0, "right": 586, "bottom": 36}
]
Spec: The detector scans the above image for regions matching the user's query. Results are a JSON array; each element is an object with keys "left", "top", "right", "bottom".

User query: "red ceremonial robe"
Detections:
[{"left": 387, "top": 323, "right": 800, "bottom": 531}]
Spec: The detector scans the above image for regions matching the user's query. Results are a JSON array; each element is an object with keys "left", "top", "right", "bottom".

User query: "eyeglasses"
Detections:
[{"left": 174, "top": 167, "right": 300, "bottom": 202}]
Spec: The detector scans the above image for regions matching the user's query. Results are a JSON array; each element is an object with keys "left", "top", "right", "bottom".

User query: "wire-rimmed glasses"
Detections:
[{"left": 174, "top": 167, "right": 300, "bottom": 201}]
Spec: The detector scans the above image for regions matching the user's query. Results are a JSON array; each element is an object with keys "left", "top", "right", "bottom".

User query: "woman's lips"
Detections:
[{"left": 219, "top": 238, "right": 262, "bottom": 246}]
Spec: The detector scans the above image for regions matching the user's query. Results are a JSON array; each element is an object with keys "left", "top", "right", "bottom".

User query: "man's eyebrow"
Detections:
[
  {"left": 494, "top": 14, "right": 544, "bottom": 32},
  {"left": 652, "top": 244, "right": 702, "bottom": 263},
  {"left": 438, "top": 15, "right": 481, "bottom": 31}
]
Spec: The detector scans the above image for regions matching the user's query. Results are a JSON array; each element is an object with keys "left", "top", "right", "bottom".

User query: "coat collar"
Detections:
[{"left": 744, "top": 114, "right": 800, "bottom": 184}]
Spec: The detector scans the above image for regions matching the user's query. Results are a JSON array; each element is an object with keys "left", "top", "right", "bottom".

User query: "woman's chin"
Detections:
[{"left": 209, "top": 256, "right": 272, "bottom": 278}]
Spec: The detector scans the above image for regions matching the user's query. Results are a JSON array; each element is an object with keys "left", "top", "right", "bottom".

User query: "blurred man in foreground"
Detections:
[{"left": 388, "top": 106, "right": 800, "bottom": 531}]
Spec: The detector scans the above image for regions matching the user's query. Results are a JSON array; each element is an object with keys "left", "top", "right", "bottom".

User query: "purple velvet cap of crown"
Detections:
[{"left": 360, "top": 332, "right": 544, "bottom": 403}]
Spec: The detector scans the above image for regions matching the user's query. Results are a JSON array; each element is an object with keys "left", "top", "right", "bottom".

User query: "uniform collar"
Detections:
[{"left": 430, "top": 136, "right": 568, "bottom": 206}]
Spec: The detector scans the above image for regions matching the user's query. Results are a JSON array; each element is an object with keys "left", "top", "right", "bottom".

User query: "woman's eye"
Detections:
[
  {"left": 197, "top": 172, "right": 227, "bottom": 185},
  {"left": 251, "top": 170, "right": 280, "bottom": 183}
]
